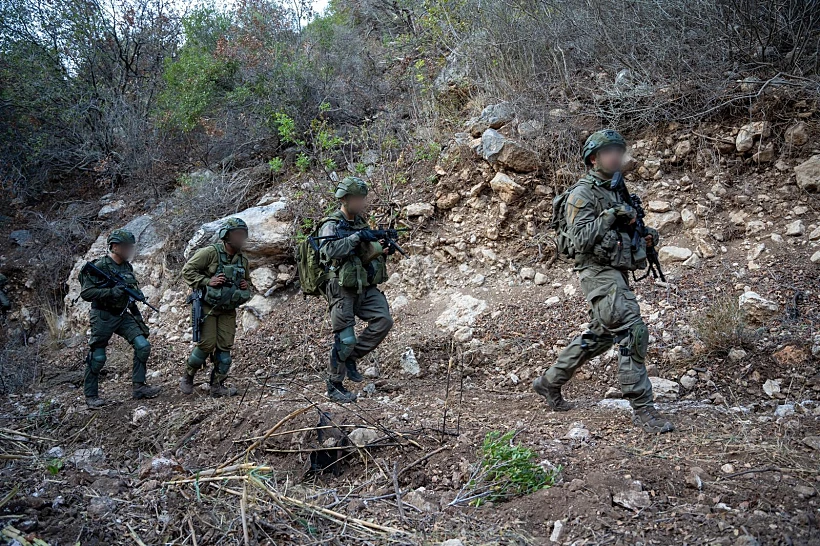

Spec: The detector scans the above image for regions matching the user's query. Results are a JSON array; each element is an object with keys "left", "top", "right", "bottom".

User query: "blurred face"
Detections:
[
  {"left": 592, "top": 145, "right": 626, "bottom": 175},
  {"left": 226, "top": 228, "right": 249, "bottom": 250},
  {"left": 111, "top": 242, "right": 135, "bottom": 261},
  {"left": 343, "top": 194, "right": 367, "bottom": 216}
]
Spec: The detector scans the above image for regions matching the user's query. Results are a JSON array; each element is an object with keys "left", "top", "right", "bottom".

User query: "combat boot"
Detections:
[
  {"left": 210, "top": 382, "right": 238, "bottom": 397},
  {"left": 179, "top": 373, "right": 195, "bottom": 395},
  {"left": 632, "top": 406, "right": 674, "bottom": 434},
  {"left": 85, "top": 396, "right": 112, "bottom": 409},
  {"left": 532, "top": 376, "right": 573, "bottom": 411},
  {"left": 327, "top": 381, "right": 357, "bottom": 404},
  {"left": 133, "top": 383, "right": 161, "bottom": 399},
  {"left": 345, "top": 359, "right": 364, "bottom": 383}
]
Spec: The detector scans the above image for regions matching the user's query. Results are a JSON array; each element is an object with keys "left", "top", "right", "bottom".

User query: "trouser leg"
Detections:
[
  {"left": 544, "top": 328, "right": 613, "bottom": 386},
  {"left": 188, "top": 313, "right": 218, "bottom": 376},
  {"left": 618, "top": 320, "right": 654, "bottom": 409},
  {"left": 349, "top": 286, "right": 394, "bottom": 361}
]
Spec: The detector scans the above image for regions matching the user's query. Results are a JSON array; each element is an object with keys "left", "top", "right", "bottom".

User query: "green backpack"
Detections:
[
  {"left": 551, "top": 178, "right": 590, "bottom": 259},
  {"left": 296, "top": 221, "right": 331, "bottom": 297}
]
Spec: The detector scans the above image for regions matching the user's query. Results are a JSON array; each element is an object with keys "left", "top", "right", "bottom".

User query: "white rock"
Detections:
[
  {"left": 348, "top": 428, "right": 380, "bottom": 447},
  {"left": 97, "top": 200, "right": 126, "bottom": 218},
  {"left": 809, "top": 226, "right": 820, "bottom": 241},
  {"left": 747, "top": 243, "right": 765, "bottom": 261},
  {"left": 786, "top": 220, "right": 805, "bottom": 237},
  {"left": 650, "top": 377, "right": 680, "bottom": 401},
  {"left": 738, "top": 291, "right": 779, "bottom": 324},
  {"left": 763, "top": 378, "right": 781, "bottom": 397},
  {"left": 645, "top": 211, "right": 681, "bottom": 235},
  {"left": 250, "top": 267, "right": 277, "bottom": 292},
  {"left": 774, "top": 404, "right": 795, "bottom": 419},
  {"left": 363, "top": 366, "right": 379, "bottom": 379},
  {"left": 132, "top": 407, "right": 149, "bottom": 425},
  {"left": 564, "top": 423, "right": 591, "bottom": 441},
  {"left": 184, "top": 200, "right": 292, "bottom": 267},
  {"left": 550, "top": 521, "right": 564, "bottom": 543},
  {"left": 681, "top": 208, "right": 697, "bottom": 229},
  {"left": 453, "top": 326, "right": 474, "bottom": 343},
  {"left": 520, "top": 267, "right": 536, "bottom": 280},
  {"left": 563, "top": 284, "right": 577, "bottom": 297},
  {"left": 440, "top": 540, "right": 465, "bottom": 546},
  {"left": 392, "top": 295, "right": 409, "bottom": 310},
  {"left": 598, "top": 399, "right": 632, "bottom": 411},
  {"left": 721, "top": 463, "right": 735, "bottom": 474},
  {"left": 534, "top": 272, "right": 548, "bottom": 286},
  {"left": 728, "top": 348, "right": 747, "bottom": 362},
  {"left": 400, "top": 348, "right": 420, "bottom": 375},
  {"left": 489, "top": 172, "right": 526, "bottom": 203},
  {"left": 746, "top": 220, "right": 766, "bottom": 235},
  {"left": 435, "top": 294, "right": 488, "bottom": 332},
  {"left": 405, "top": 202, "right": 435, "bottom": 218},
  {"left": 811, "top": 251, "right": 820, "bottom": 264},
  {"left": 613, "top": 489, "right": 651, "bottom": 511},
  {"left": 68, "top": 448, "right": 104, "bottom": 465},
  {"left": 658, "top": 246, "right": 692, "bottom": 263},
  {"left": 735, "top": 121, "right": 769, "bottom": 153},
  {"left": 679, "top": 374, "right": 697, "bottom": 390},
  {"left": 243, "top": 294, "right": 276, "bottom": 317},
  {"left": 545, "top": 296, "right": 561, "bottom": 307},
  {"left": 648, "top": 200, "right": 671, "bottom": 213}
]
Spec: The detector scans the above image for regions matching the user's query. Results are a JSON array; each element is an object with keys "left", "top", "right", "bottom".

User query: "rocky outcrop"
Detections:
[
  {"left": 480, "top": 129, "right": 539, "bottom": 173},
  {"left": 795, "top": 155, "right": 820, "bottom": 192}
]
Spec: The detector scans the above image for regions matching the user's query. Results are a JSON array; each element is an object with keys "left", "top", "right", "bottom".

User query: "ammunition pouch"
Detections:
[{"left": 593, "top": 230, "right": 646, "bottom": 271}]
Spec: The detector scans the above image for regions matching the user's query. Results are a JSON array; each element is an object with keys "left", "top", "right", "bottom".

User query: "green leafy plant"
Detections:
[
  {"left": 268, "top": 157, "right": 284, "bottom": 173},
  {"left": 295, "top": 153, "right": 311, "bottom": 172},
  {"left": 47, "top": 458, "right": 63, "bottom": 476},
  {"left": 455, "top": 430, "right": 560, "bottom": 506}
]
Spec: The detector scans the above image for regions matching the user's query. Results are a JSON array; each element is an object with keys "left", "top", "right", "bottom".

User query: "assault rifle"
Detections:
[
  {"left": 81, "top": 261, "right": 159, "bottom": 312},
  {"left": 610, "top": 172, "right": 666, "bottom": 283},
  {"left": 187, "top": 288, "right": 203, "bottom": 343},
  {"left": 312, "top": 219, "right": 409, "bottom": 257}
]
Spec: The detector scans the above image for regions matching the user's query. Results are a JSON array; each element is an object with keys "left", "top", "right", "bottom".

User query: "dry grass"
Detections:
[{"left": 692, "top": 296, "right": 756, "bottom": 356}]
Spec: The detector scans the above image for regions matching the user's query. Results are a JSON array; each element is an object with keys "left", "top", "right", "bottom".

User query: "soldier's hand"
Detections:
[
  {"left": 644, "top": 234, "right": 654, "bottom": 248},
  {"left": 208, "top": 274, "right": 227, "bottom": 287},
  {"left": 613, "top": 204, "right": 637, "bottom": 221},
  {"left": 239, "top": 279, "right": 249, "bottom": 290},
  {"left": 110, "top": 286, "right": 126, "bottom": 299},
  {"left": 358, "top": 229, "right": 378, "bottom": 243}
]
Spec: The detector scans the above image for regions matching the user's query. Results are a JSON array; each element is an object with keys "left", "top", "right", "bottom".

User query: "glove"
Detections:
[
  {"left": 109, "top": 286, "right": 126, "bottom": 299},
  {"left": 645, "top": 227, "right": 660, "bottom": 248},
  {"left": 613, "top": 204, "right": 637, "bottom": 221},
  {"left": 357, "top": 229, "right": 378, "bottom": 243}
]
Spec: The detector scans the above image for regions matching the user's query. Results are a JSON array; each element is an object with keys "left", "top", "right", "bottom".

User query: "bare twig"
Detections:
[{"left": 392, "top": 461, "right": 405, "bottom": 520}]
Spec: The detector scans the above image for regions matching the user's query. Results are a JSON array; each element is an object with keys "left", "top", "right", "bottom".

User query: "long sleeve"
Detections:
[
  {"left": 566, "top": 186, "right": 616, "bottom": 254},
  {"left": 319, "top": 221, "right": 361, "bottom": 262},
  {"left": 80, "top": 278, "right": 113, "bottom": 302},
  {"left": 182, "top": 246, "right": 216, "bottom": 289}
]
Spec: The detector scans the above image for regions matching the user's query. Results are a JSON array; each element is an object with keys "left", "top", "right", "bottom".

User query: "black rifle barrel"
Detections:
[{"left": 82, "top": 261, "right": 160, "bottom": 312}]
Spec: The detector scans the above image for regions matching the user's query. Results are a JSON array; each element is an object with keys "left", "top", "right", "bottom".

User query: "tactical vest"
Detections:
[
  {"left": 574, "top": 174, "right": 647, "bottom": 272},
  {"left": 322, "top": 211, "right": 388, "bottom": 293},
  {"left": 202, "top": 244, "right": 252, "bottom": 311},
  {"left": 83, "top": 257, "right": 139, "bottom": 312}
]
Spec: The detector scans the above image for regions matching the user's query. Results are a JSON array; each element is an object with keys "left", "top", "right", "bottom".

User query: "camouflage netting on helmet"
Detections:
[
  {"left": 218, "top": 217, "right": 249, "bottom": 239},
  {"left": 107, "top": 229, "right": 136, "bottom": 246},
  {"left": 582, "top": 130, "right": 626, "bottom": 165},
  {"left": 334, "top": 176, "right": 369, "bottom": 199}
]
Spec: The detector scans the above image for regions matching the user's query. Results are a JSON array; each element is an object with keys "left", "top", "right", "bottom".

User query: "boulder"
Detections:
[
  {"left": 752, "top": 142, "right": 775, "bottom": 163},
  {"left": 436, "top": 192, "right": 461, "bottom": 210},
  {"left": 481, "top": 129, "right": 539, "bottom": 172},
  {"left": 184, "top": 199, "right": 292, "bottom": 267},
  {"left": 435, "top": 293, "right": 488, "bottom": 333},
  {"left": 243, "top": 294, "right": 276, "bottom": 318},
  {"left": 658, "top": 246, "right": 692, "bottom": 263},
  {"left": 475, "top": 102, "right": 515, "bottom": 131},
  {"left": 97, "top": 200, "right": 126, "bottom": 219},
  {"left": 645, "top": 211, "right": 681, "bottom": 235},
  {"left": 785, "top": 122, "right": 809, "bottom": 147},
  {"left": 489, "top": 172, "right": 526, "bottom": 203},
  {"left": 405, "top": 202, "right": 435, "bottom": 218},
  {"left": 738, "top": 291, "right": 779, "bottom": 324},
  {"left": 534, "top": 272, "right": 548, "bottom": 286},
  {"left": 517, "top": 120, "right": 543, "bottom": 139},
  {"left": 64, "top": 211, "right": 171, "bottom": 329},
  {"left": 785, "top": 220, "right": 805, "bottom": 237},
  {"left": 811, "top": 250, "right": 820, "bottom": 264},
  {"left": 520, "top": 267, "right": 536, "bottom": 280},
  {"left": 648, "top": 200, "right": 671, "bottom": 213},
  {"left": 795, "top": 155, "right": 820, "bottom": 192},
  {"left": 250, "top": 267, "right": 277, "bottom": 292}
]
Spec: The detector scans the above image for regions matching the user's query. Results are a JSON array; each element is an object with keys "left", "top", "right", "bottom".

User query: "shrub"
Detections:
[{"left": 693, "top": 296, "right": 756, "bottom": 356}]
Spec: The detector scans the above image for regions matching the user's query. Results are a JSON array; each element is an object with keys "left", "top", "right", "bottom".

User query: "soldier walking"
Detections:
[
  {"left": 533, "top": 130, "right": 674, "bottom": 433},
  {"left": 79, "top": 229, "right": 161, "bottom": 408},
  {"left": 318, "top": 177, "right": 395, "bottom": 403},
  {"left": 180, "top": 218, "right": 252, "bottom": 397}
]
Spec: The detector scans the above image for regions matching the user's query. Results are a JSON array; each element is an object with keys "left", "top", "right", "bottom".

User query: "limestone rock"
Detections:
[
  {"left": 400, "top": 348, "right": 420, "bottom": 375},
  {"left": 520, "top": 267, "right": 536, "bottom": 280},
  {"left": 795, "top": 155, "right": 820, "bottom": 192},
  {"left": 437, "top": 192, "right": 461, "bottom": 210},
  {"left": 613, "top": 488, "right": 651, "bottom": 511},
  {"left": 674, "top": 140, "right": 692, "bottom": 158},
  {"left": 250, "top": 267, "right": 277, "bottom": 292},
  {"left": 68, "top": 448, "right": 104, "bottom": 466},
  {"left": 348, "top": 428, "right": 379, "bottom": 447},
  {"left": 752, "top": 142, "right": 775, "bottom": 163},
  {"left": 97, "top": 199, "right": 126, "bottom": 218},
  {"left": 739, "top": 291, "right": 779, "bottom": 324},
  {"left": 648, "top": 200, "right": 671, "bottom": 213},
  {"left": 811, "top": 250, "right": 820, "bottom": 264},
  {"left": 785, "top": 219, "right": 805, "bottom": 236},
  {"left": 184, "top": 199, "right": 292, "bottom": 266},
  {"left": 735, "top": 121, "right": 770, "bottom": 153},
  {"left": 658, "top": 246, "right": 692, "bottom": 263},
  {"left": 405, "top": 202, "right": 435, "bottom": 219},
  {"left": 650, "top": 377, "right": 680, "bottom": 401},
  {"left": 645, "top": 211, "right": 681, "bottom": 235},
  {"left": 435, "top": 293, "right": 488, "bottom": 332},
  {"left": 243, "top": 294, "right": 276, "bottom": 318},
  {"left": 534, "top": 272, "right": 548, "bottom": 286},
  {"left": 728, "top": 348, "right": 747, "bottom": 362},
  {"left": 481, "top": 129, "right": 539, "bottom": 172},
  {"left": 785, "top": 122, "right": 809, "bottom": 147},
  {"left": 489, "top": 172, "right": 526, "bottom": 203},
  {"left": 681, "top": 208, "right": 697, "bottom": 229},
  {"left": 763, "top": 378, "right": 781, "bottom": 398},
  {"left": 469, "top": 102, "right": 515, "bottom": 134}
]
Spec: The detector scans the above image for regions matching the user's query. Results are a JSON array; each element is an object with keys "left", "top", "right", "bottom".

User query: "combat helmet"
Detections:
[
  {"left": 334, "top": 176, "right": 369, "bottom": 199},
  {"left": 107, "top": 229, "right": 136, "bottom": 246},
  {"left": 218, "top": 217, "right": 248, "bottom": 239},
  {"left": 582, "top": 129, "right": 626, "bottom": 165}
]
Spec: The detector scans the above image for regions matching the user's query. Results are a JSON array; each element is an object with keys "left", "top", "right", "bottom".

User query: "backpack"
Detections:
[
  {"left": 551, "top": 177, "right": 593, "bottom": 259},
  {"left": 296, "top": 220, "right": 331, "bottom": 297}
]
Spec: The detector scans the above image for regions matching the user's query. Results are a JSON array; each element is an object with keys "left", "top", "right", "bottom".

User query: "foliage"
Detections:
[
  {"left": 454, "top": 430, "right": 560, "bottom": 506},
  {"left": 693, "top": 296, "right": 756, "bottom": 356}
]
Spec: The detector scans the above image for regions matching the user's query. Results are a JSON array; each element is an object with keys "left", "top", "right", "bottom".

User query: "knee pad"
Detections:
[
  {"left": 620, "top": 321, "right": 649, "bottom": 363},
  {"left": 88, "top": 348, "right": 107, "bottom": 374},
  {"left": 132, "top": 336, "right": 151, "bottom": 361},
  {"left": 188, "top": 347, "right": 209, "bottom": 369},
  {"left": 214, "top": 350, "right": 232, "bottom": 374},
  {"left": 335, "top": 325, "right": 356, "bottom": 361}
]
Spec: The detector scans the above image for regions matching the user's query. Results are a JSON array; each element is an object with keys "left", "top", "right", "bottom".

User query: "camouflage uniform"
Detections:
[
  {"left": 180, "top": 219, "right": 252, "bottom": 395},
  {"left": 534, "top": 130, "right": 673, "bottom": 433},
  {"left": 319, "top": 177, "right": 394, "bottom": 403},
  {"left": 79, "top": 230, "right": 159, "bottom": 406}
]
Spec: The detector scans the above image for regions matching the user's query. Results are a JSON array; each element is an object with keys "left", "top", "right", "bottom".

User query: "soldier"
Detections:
[
  {"left": 533, "top": 130, "right": 674, "bottom": 433},
  {"left": 79, "top": 229, "right": 161, "bottom": 408},
  {"left": 180, "top": 218, "right": 252, "bottom": 397},
  {"left": 318, "top": 176, "right": 395, "bottom": 403}
]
